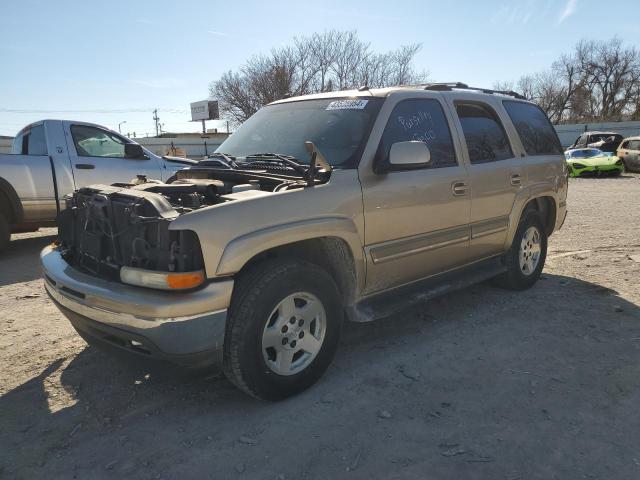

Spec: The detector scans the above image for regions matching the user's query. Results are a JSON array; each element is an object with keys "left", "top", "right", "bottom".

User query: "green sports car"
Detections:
[{"left": 565, "top": 148, "right": 624, "bottom": 177}]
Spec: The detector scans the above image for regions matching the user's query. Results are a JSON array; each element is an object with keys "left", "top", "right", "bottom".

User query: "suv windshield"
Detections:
[{"left": 216, "top": 97, "right": 383, "bottom": 168}]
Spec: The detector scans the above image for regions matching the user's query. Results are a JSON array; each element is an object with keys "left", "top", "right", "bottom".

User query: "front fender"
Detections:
[{"left": 216, "top": 216, "right": 365, "bottom": 293}]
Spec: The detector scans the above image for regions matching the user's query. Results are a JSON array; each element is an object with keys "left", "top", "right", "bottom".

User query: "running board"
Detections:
[{"left": 348, "top": 256, "right": 506, "bottom": 323}]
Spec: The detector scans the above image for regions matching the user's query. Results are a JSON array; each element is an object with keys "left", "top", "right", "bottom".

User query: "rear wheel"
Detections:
[
  {"left": 494, "top": 211, "right": 547, "bottom": 290},
  {"left": 0, "top": 212, "right": 10, "bottom": 254},
  {"left": 223, "top": 259, "right": 343, "bottom": 400}
]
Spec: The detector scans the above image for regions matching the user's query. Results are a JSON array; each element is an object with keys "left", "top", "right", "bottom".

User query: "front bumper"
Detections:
[
  {"left": 41, "top": 245, "right": 233, "bottom": 367},
  {"left": 569, "top": 164, "right": 624, "bottom": 177}
]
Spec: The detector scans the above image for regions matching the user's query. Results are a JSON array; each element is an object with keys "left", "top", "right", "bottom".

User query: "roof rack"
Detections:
[{"left": 416, "top": 82, "right": 526, "bottom": 100}]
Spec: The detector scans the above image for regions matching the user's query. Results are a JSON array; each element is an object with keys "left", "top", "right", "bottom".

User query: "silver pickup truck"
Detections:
[
  {"left": 42, "top": 83, "right": 568, "bottom": 400},
  {"left": 0, "top": 120, "right": 195, "bottom": 251}
]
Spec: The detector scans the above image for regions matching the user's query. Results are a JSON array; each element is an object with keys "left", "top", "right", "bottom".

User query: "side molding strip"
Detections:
[
  {"left": 369, "top": 225, "right": 470, "bottom": 264},
  {"left": 470, "top": 216, "right": 509, "bottom": 239}
]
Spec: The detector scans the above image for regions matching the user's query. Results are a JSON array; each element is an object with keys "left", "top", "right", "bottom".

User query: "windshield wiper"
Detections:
[
  {"left": 207, "top": 152, "right": 238, "bottom": 168},
  {"left": 244, "top": 153, "right": 308, "bottom": 176}
]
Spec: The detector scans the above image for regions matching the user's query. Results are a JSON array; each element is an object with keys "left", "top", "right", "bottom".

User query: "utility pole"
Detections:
[{"left": 153, "top": 109, "right": 160, "bottom": 137}]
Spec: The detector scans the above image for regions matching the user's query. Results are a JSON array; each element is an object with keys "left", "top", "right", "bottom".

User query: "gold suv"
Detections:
[{"left": 42, "top": 83, "right": 568, "bottom": 400}]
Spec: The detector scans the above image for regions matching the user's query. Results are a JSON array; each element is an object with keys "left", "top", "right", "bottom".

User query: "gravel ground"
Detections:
[{"left": 1, "top": 174, "right": 639, "bottom": 480}]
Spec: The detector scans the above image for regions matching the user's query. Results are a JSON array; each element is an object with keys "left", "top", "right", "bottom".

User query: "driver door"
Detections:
[
  {"left": 67, "top": 124, "right": 161, "bottom": 187},
  {"left": 359, "top": 96, "right": 471, "bottom": 294}
]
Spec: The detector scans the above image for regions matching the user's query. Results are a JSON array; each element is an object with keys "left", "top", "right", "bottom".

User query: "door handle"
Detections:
[
  {"left": 451, "top": 181, "right": 468, "bottom": 196},
  {"left": 510, "top": 174, "right": 521, "bottom": 186},
  {"left": 75, "top": 163, "right": 95, "bottom": 170}
]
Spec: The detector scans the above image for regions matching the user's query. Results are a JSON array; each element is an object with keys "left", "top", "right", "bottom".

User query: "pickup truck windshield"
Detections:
[{"left": 216, "top": 97, "right": 383, "bottom": 168}]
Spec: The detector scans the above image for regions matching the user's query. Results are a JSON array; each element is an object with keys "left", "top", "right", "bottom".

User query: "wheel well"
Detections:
[
  {"left": 238, "top": 237, "right": 358, "bottom": 306},
  {"left": 0, "top": 190, "right": 12, "bottom": 223},
  {"left": 0, "top": 178, "right": 22, "bottom": 224},
  {"left": 523, "top": 196, "right": 556, "bottom": 236}
]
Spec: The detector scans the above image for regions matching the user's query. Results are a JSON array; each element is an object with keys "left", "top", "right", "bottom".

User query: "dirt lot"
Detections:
[{"left": 1, "top": 174, "right": 639, "bottom": 480}]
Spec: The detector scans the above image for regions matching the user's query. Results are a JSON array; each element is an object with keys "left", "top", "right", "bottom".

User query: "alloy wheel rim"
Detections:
[
  {"left": 261, "top": 292, "right": 326, "bottom": 376},
  {"left": 519, "top": 226, "right": 541, "bottom": 275}
]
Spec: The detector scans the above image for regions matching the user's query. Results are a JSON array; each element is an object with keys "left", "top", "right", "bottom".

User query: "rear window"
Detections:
[
  {"left": 502, "top": 101, "right": 562, "bottom": 156},
  {"left": 11, "top": 124, "right": 47, "bottom": 155},
  {"left": 26, "top": 125, "right": 47, "bottom": 155}
]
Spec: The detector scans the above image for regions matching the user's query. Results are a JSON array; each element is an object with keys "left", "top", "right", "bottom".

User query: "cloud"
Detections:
[
  {"left": 491, "top": 0, "right": 537, "bottom": 25},
  {"left": 207, "top": 30, "right": 228, "bottom": 37},
  {"left": 558, "top": 0, "right": 578, "bottom": 24}
]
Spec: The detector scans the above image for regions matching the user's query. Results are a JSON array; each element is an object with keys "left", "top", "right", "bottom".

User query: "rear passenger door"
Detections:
[{"left": 447, "top": 97, "right": 523, "bottom": 259}]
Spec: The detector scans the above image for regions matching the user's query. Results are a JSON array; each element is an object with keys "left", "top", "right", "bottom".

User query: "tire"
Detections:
[
  {"left": 494, "top": 210, "right": 547, "bottom": 291},
  {"left": 222, "top": 259, "right": 343, "bottom": 400},
  {"left": 0, "top": 212, "right": 10, "bottom": 254}
]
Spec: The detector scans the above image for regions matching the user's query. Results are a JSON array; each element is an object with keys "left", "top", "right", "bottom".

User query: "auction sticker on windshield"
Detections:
[{"left": 326, "top": 99, "right": 369, "bottom": 110}]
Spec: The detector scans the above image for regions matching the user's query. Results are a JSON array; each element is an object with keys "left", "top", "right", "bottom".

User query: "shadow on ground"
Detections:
[
  {"left": 0, "top": 233, "right": 57, "bottom": 287},
  {"left": 2, "top": 274, "right": 640, "bottom": 479}
]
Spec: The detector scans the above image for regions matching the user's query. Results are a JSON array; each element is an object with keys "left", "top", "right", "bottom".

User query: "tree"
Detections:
[
  {"left": 500, "top": 38, "right": 640, "bottom": 124},
  {"left": 210, "top": 30, "right": 428, "bottom": 124}
]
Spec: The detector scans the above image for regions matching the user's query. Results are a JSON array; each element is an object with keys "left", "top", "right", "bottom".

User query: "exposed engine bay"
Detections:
[{"left": 56, "top": 156, "right": 330, "bottom": 281}]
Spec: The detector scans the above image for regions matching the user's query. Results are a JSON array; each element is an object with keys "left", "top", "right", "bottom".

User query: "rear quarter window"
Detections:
[
  {"left": 502, "top": 101, "right": 563, "bottom": 156},
  {"left": 11, "top": 125, "right": 47, "bottom": 155}
]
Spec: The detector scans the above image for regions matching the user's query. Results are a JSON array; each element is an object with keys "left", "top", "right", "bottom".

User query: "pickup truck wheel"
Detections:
[
  {"left": 223, "top": 259, "right": 343, "bottom": 401},
  {"left": 0, "top": 212, "right": 10, "bottom": 253},
  {"left": 494, "top": 211, "right": 547, "bottom": 291}
]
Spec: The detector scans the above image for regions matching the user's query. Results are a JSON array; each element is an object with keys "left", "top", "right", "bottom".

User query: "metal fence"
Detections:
[
  {"left": 0, "top": 138, "right": 12, "bottom": 154},
  {"left": 555, "top": 121, "right": 640, "bottom": 148}
]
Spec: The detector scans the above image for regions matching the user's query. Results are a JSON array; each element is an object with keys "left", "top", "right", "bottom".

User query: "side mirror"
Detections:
[
  {"left": 384, "top": 141, "right": 431, "bottom": 171},
  {"left": 125, "top": 143, "right": 146, "bottom": 159}
]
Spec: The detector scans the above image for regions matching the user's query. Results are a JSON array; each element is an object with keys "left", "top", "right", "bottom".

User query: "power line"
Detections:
[{"left": 0, "top": 108, "right": 189, "bottom": 114}]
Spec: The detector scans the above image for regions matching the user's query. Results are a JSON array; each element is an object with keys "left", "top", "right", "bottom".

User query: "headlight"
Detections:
[
  {"left": 120, "top": 267, "right": 205, "bottom": 290},
  {"left": 571, "top": 163, "right": 586, "bottom": 169},
  {"left": 615, "top": 159, "right": 623, "bottom": 165}
]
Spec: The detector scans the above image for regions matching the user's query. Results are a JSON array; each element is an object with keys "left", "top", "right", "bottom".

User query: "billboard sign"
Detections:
[{"left": 190, "top": 100, "right": 219, "bottom": 121}]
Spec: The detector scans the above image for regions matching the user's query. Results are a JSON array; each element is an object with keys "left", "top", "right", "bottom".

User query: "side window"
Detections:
[
  {"left": 455, "top": 102, "right": 513, "bottom": 164},
  {"left": 10, "top": 126, "right": 47, "bottom": 155},
  {"left": 71, "top": 125, "right": 127, "bottom": 158},
  {"left": 502, "top": 101, "right": 563, "bottom": 155},
  {"left": 629, "top": 140, "right": 640, "bottom": 151},
  {"left": 26, "top": 125, "right": 48, "bottom": 155},
  {"left": 620, "top": 141, "right": 628, "bottom": 149},
  {"left": 378, "top": 98, "right": 458, "bottom": 169}
]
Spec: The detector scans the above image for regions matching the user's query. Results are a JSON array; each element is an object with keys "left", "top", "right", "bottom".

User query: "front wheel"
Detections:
[
  {"left": 494, "top": 211, "right": 547, "bottom": 290},
  {"left": 223, "top": 259, "right": 343, "bottom": 400}
]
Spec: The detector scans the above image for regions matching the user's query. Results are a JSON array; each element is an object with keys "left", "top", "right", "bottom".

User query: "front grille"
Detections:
[{"left": 57, "top": 188, "right": 204, "bottom": 281}]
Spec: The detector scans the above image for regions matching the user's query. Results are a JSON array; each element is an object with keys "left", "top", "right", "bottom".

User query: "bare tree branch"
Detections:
[{"left": 210, "top": 30, "right": 428, "bottom": 123}]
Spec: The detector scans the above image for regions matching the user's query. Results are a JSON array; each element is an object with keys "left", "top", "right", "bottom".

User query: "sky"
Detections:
[{"left": 0, "top": 0, "right": 638, "bottom": 137}]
